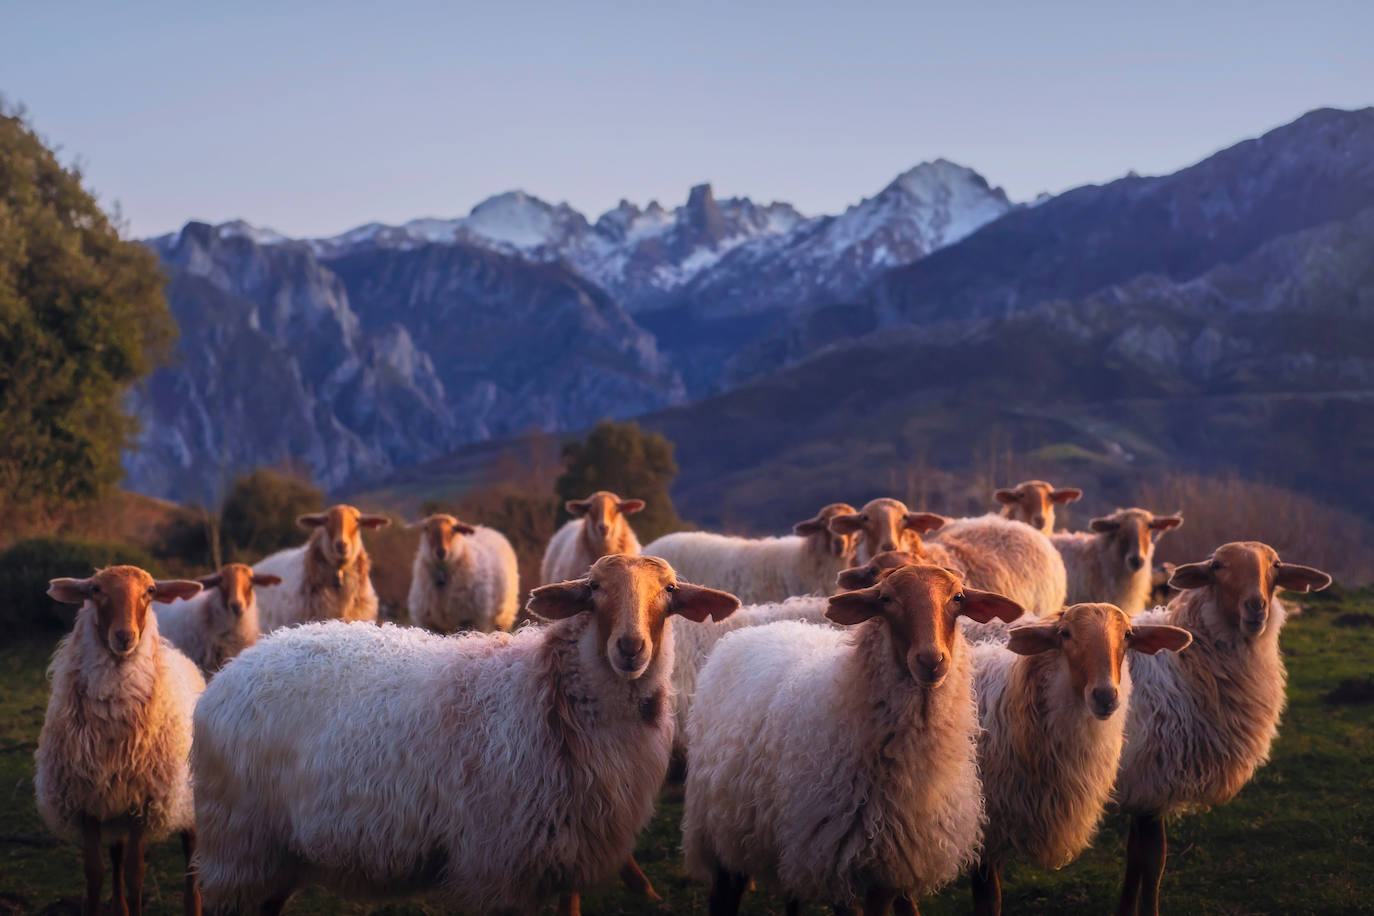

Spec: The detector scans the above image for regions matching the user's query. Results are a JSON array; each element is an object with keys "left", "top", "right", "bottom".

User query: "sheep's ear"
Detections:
[
  {"left": 618, "top": 498, "right": 645, "bottom": 515},
  {"left": 452, "top": 522, "right": 477, "bottom": 535},
  {"left": 297, "top": 513, "right": 328, "bottom": 529},
  {"left": 196, "top": 572, "right": 224, "bottom": 588},
  {"left": 828, "top": 513, "right": 866, "bottom": 535},
  {"left": 154, "top": 580, "right": 203, "bottom": 603},
  {"left": 1007, "top": 624, "right": 1061, "bottom": 656},
  {"left": 826, "top": 585, "right": 883, "bottom": 626},
  {"left": 835, "top": 566, "right": 876, "bottom": 591},
  {"left": 905, "top": 513, "right": 947, "bottom": 535},
  {"left": 406, "top": 517, "right": 430, "bottom": 530},
  {"left": 1275, "top": 563, "right": 1332, "bottom": 593},
  {"left": 1089, "top": 517, "right": 1120, "bottom": 533},
  {"left": 1168, "top": 561, "right": 1213, "bottom": 590},
  {"left": 565, "top": 499, "right": 591, "bottom": 517},
  {"left": 252, "top": 574, "right": 283, "bottom": 588},
  {"left": 359, "top": 514, "right": 391, "bottom": 529},
  {"left": 958, "top": 588, "right": 1025, "bottom": 624},
  {"left": 1051, "top": 488, "right": 1083, "bottom": 505},
  {"left": 994, "top": 488, "right": 1019, "bottom": 505},
  {"left": 1127, "top": 625, "right": 1193, "bottom": 655},
  {"left": 1149, "top": 515, "right": 1183, "bottom": 532},
  {"left": 527, "top": 579, "right": 592, "bottom": 620},
  {"left": 47, "top": 578, "right": 92, "bottom": 604},
  {"left": 671, "top": 583, "right": 739, "bottom": 623},
  {"left": 793, "top": 514, "right": 828, "bottom": 536}
]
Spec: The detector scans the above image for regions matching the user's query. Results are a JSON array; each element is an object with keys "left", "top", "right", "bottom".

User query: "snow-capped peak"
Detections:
[{"left": 216, "top": 219, "right": 292, "bottom": 246}]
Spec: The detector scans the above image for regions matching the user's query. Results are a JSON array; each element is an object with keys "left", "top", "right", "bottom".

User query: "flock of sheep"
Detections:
[{"left": 32, "top": 479, "right": 1332, "bottom": 916}]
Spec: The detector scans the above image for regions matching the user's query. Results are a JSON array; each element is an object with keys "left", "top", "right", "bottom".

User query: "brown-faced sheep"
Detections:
[
  {"left": 1051, "top": 508, "right": 1183, "bottom": 615},
  {"left": 540, "top": 491, "right": 644, "bottom": 584},
  {"left": 994, "top": 480, "right": 1082, "bottom": 535},
  {"left": 155, "top": 563, "right": 281, "bottom": 677}
]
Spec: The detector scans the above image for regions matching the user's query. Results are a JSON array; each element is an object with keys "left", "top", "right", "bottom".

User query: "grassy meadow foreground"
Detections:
[{"left": 2, "top": 587, "right": 1371, "bottom": 916}]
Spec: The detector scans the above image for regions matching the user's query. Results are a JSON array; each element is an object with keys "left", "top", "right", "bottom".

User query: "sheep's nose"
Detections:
[
  {"left": 1033, "top": 515, "right": 1045, "bottom": 529},
  {"left": 881, "top": 542, "right": 897, "bottom": 552},
  {"left": 1128, "top": 555, "right": 1144, "bottom": 571},
  {"left": 112, "top": 630, "right": 136, "bottom": 652},
  {"left": 617, "top": 635, "right": 646, "bottom": 659},
  {"left": 915, "top": 650, "right": 947, "bottom": 680},
  {"left": 1245, "top": 597, "right": 1267, "bottom": 614},
  {"left": 228, "top": 601, "right": 244, "bottom": 616},
  {"left": 1091, "top": 686, "right": 1120, "bottom": 717},
  {"left": 334, "top": 540, "right": 348, "bottom": 554}
]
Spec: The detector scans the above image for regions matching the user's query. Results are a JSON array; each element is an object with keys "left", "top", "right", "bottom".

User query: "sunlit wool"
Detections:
[
  {"left": 253, "top": 507, "right": 386, "bottom": 631},
  {"left": 540, "top": 492, "right": 642, "bottom": 584},
  {"left": 407, "top": 522, "right": 519, "bottom": 633},
  {"left": 1051, "top": 508, "right": 1183, "bottom": 616}
]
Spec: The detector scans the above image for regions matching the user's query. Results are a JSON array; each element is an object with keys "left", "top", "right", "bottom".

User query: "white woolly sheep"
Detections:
[
  {"left": 643, "top": 502, "right": 857, "bottom": 605},
  {"left": 35, "top": 566, "right": 207, "bottom": 916},
  {"left": 832, "top": 503, "right": 1067, "bottom": 618},
  {"left": 155, "top": 562, "right": 281, "bottom": 677},
  {"left": 407, "top": 514, "right": 519, "bottom": 633},
  {"left": 683, "top": 565, "right": 1025, "bottom": 914},
  {"left": 191, "top": 555, "right": 738, "bottom": 915},
  {"left": 253, "top": 503, "right": 390, "bottom": 632},
  {"left": 1051, "top": 507, "right": 1183, "bottom": 615},
  {"left": 1112, "top": 541, "right": 1330, "bottom": 916},
  {"left": 540, "top": 490, "right": 643, "bottom": 584},
  {"left": 966, "top": 603, "right": 1190, "bottom": 916},
  {"left": 993, "top": 479, "right": 1083, "bottom": 535}
]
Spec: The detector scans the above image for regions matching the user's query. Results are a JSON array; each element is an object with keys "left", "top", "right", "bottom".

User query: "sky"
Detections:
[{"left": 6, "top": 0, "right": 1373, "bottom": 239}]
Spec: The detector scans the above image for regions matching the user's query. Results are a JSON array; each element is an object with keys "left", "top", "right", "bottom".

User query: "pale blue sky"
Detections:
[{"left": 7, "top": 0, "right": 1372, "bottom": 238}]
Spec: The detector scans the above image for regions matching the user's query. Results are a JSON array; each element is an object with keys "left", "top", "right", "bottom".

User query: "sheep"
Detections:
[
  {"left": 993, "top": 479, "right": 1082, "bottom": 535},
  {"left": 540, "top": 490, "right": 644, "bottom": 584},
  {"left": 190, "top": 554, "right": 739, "bottom": 915},
  {"left": 252, "top": 504, "right": 390, "bottom": 632},
  {"left": 406, "top": 514, "right": 519, "bottom": 633},
  {"left": 642, "top": 502, "right": 857, "bottom": 604},
  {"left": 683, "top": 565, "right": 1025, "bottom": 915},
  {"left": 1112, "top": 541, "right": 1331, "bottom": 916},
  {"left": 966, "top": 603, "right": 1191, "bottom": 916},
  {"left": 35, "top": 566, "right": 207, "bottom": 916},
  {"left": 1051, "top": 507, "right": 1183, "bottom": 616},
  {"left": 154, "top": 563, "right": 281, "bottom": 677},
  {"left": 831, "top": 502, "right": 1067, "bottom": 617}
]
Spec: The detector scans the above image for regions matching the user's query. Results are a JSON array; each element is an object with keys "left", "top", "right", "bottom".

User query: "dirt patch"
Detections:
[{"left": 1324, "top": 677, "right": 1374, "bottom": 706}]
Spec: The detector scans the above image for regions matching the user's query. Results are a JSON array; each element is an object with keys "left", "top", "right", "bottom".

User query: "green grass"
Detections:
[{"left": 3, "top": 589, "right": 1371, "bottom": 915}]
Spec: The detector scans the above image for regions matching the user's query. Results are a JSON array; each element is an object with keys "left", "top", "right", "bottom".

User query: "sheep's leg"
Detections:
[
  {"left": 110, "top": 838, "right": 127, "bottom": 915},
  {"left": 620, "top": 856, "right": 661, "bottom": 900},
  {"left": 259, "top": 894, "right": 292, "bottom": 916},
  {"left": 708, "top": 866, "right": 750, "bottom": 916},
  {"left": 862, "top": 886, "right": 897, "bottom": 916},
  {"left": 1135, "top": 814, "right": 1167, "bottom": 916},
  {"left": 82, "top": 816, "right": 104, "bottom": 916},
  {"left": 125, "top": 818, "right": 147, "bottom": 916},
  {"left": 181, "top": 830, "right": 202, "bottom": 916},
  {"left": 970, "top": 858, "right": 1001, "bottom": 916},
  {"left": 555, "top": 893, "right": 580, "bottom": 916},
  {"left": 1117, "top": 815, "right": 1144, "bottom": 916}
]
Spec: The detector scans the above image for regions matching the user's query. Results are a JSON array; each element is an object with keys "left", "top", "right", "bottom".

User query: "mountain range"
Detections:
[{"left": 127, "top": 107, "right": 1374, "bottom": 526}]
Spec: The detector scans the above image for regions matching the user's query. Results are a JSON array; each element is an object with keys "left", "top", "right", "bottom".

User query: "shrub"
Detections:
[
  {"left": 0, "top": 537, "right": 165, "bottom": 632},
  {"left": 219, "top": 468, "right": 323, "bottom": 561}
]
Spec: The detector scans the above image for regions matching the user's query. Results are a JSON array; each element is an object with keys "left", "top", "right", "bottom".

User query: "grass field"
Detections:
[{"left": 3, "top": 587, "right": 1371, "bottom": 915}]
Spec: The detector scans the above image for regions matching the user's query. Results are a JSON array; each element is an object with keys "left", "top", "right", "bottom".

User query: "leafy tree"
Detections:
[
  {"left": 220, "top": 468, "right": 323, "bottom": 560},
  {"left": 0, "top": 103, "right": 174, "bottom": 512},
  {"left": 555, "top": 420, "right": 686, "bottom": 542}
]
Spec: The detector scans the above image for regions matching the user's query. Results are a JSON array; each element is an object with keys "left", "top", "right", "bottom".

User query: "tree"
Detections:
[
  {"left": 219, "top": 468, "right": 323, "bottom": 560},
  {"left": 0, "top": 103, "right": 174, "bottom": 513},
  {"left": 555, "top": 420, "right": 687, "bottom": 542}
]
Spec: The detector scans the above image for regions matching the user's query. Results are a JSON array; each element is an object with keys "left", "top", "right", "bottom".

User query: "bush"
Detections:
[
  {"left": 555, "top": 420, "right": 687, "bottom": 543},
  {"left": 220, "top": 468, "right": 323, "bottom": 561},
  {"left": 0, "top": 537, "right": 165, "bottom": 632}
]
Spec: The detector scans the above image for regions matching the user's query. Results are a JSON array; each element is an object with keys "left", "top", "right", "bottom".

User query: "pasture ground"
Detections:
[{"left": 3, "top": 587, "right": 1371, "bottom": 915}]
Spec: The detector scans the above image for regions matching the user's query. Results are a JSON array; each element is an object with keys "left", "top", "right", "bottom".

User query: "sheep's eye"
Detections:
[
  {"left": 665, "top": 583, "right": 677, "bottom": 593},
  {"left": 146, "top": 586, "right": 156, "bottom": 596},
  {"left": 90, "top": 584, "right": 101, "bottom": 595},
  {"left": 860, "top": 514, "right": 868, "bottom": 522},
  {"left": 1058, "top": 629, "right": 1072, "bottom": 640},
  {"left": 880, "top": 595, "right": 893, "bottom": 605},
  {"left": 1273, "top": 560, "right": 1283, "bottom": 568},
  {"left": 588, "top": 582, "right": 600, "bottom": 591},
  {"left": 953, "top": 593, "right": 965, "bottom": 603},
  {"left": 1210, "top": 560, "right": 1223, "bottom": 571}
]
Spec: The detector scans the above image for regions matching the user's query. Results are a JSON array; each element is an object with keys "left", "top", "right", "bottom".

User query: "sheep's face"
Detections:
[
  {"left": 827, "top": 565, "right": 1024, "bottom": 688},
  {"left": 527, "top": 555, "right": 739, "bottom": 680},
  {"left": 199, "top": 563, "right": 279, "bottom": 629},
  {"left": 1088, "top": 508, "right": 1182, "bottom": 575},
  {"left": 413, "top": 514, "right": 476, "bottom": 569},
  {"left": 829, "top": 498, "right": 947, "bottom": 564},
  {"left": 299, "top": 505, "right": 390, "bottom": 567},
  {"left": 567, "top": 491, "right": 644, "bottom": 552},
  {"left": 995, "top": 480, "right": 1082, "bottom": 534},
  {"left": 1169, "top": 542, "right": 1330, "bottom": 638},
  {"left": 1008, "top": 603, "right": 1192, "bottom": 719},
  {"left": 793, "top": 502, "right": 859, "bottom": 560},
  {"left": 48, "top": 567, "right": 201, "bottom": 659},
  {"left": 836, "top": 549, "right": 919, "bottom": 591}
]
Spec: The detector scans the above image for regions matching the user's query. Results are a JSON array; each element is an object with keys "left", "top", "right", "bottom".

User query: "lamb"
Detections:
[
  {"left": 1112, "top": 541, "right": 1330, "bottom": 916},
  {"left": 252, "top": 503, "right": 390, "bottom": 632},
  {"left": 643, "top": 502, "right": 857, "bottom": 604},
  {"left": 683, "top": 565, "right": 1025, "bottom": 914},
  {"left": 993, "top": 479, "right": 1082, "bottom": 535},
  {"left": 191, "top": 554, "right": 739, "bottom": 915},
  {"left": 831, "top": 501, "right": 1067, "bottom": 616},
  {"left": 966, "top": 603, "right": 1190, "bottom": 916},
  {"left": 1051, "top": 507, "right": 1183, "bottom": 616},
  {"left": 154, "top": 563, "right": 281, "bottom": 677},
  {"left": 406, "top": 514, "right": 519, "bottom": 633},
  {"left": 540, "top": 490, "right": 643, "bottom": 583},
  {"left": 35, "top": 566, "right": 207, "bottom": 916}
]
